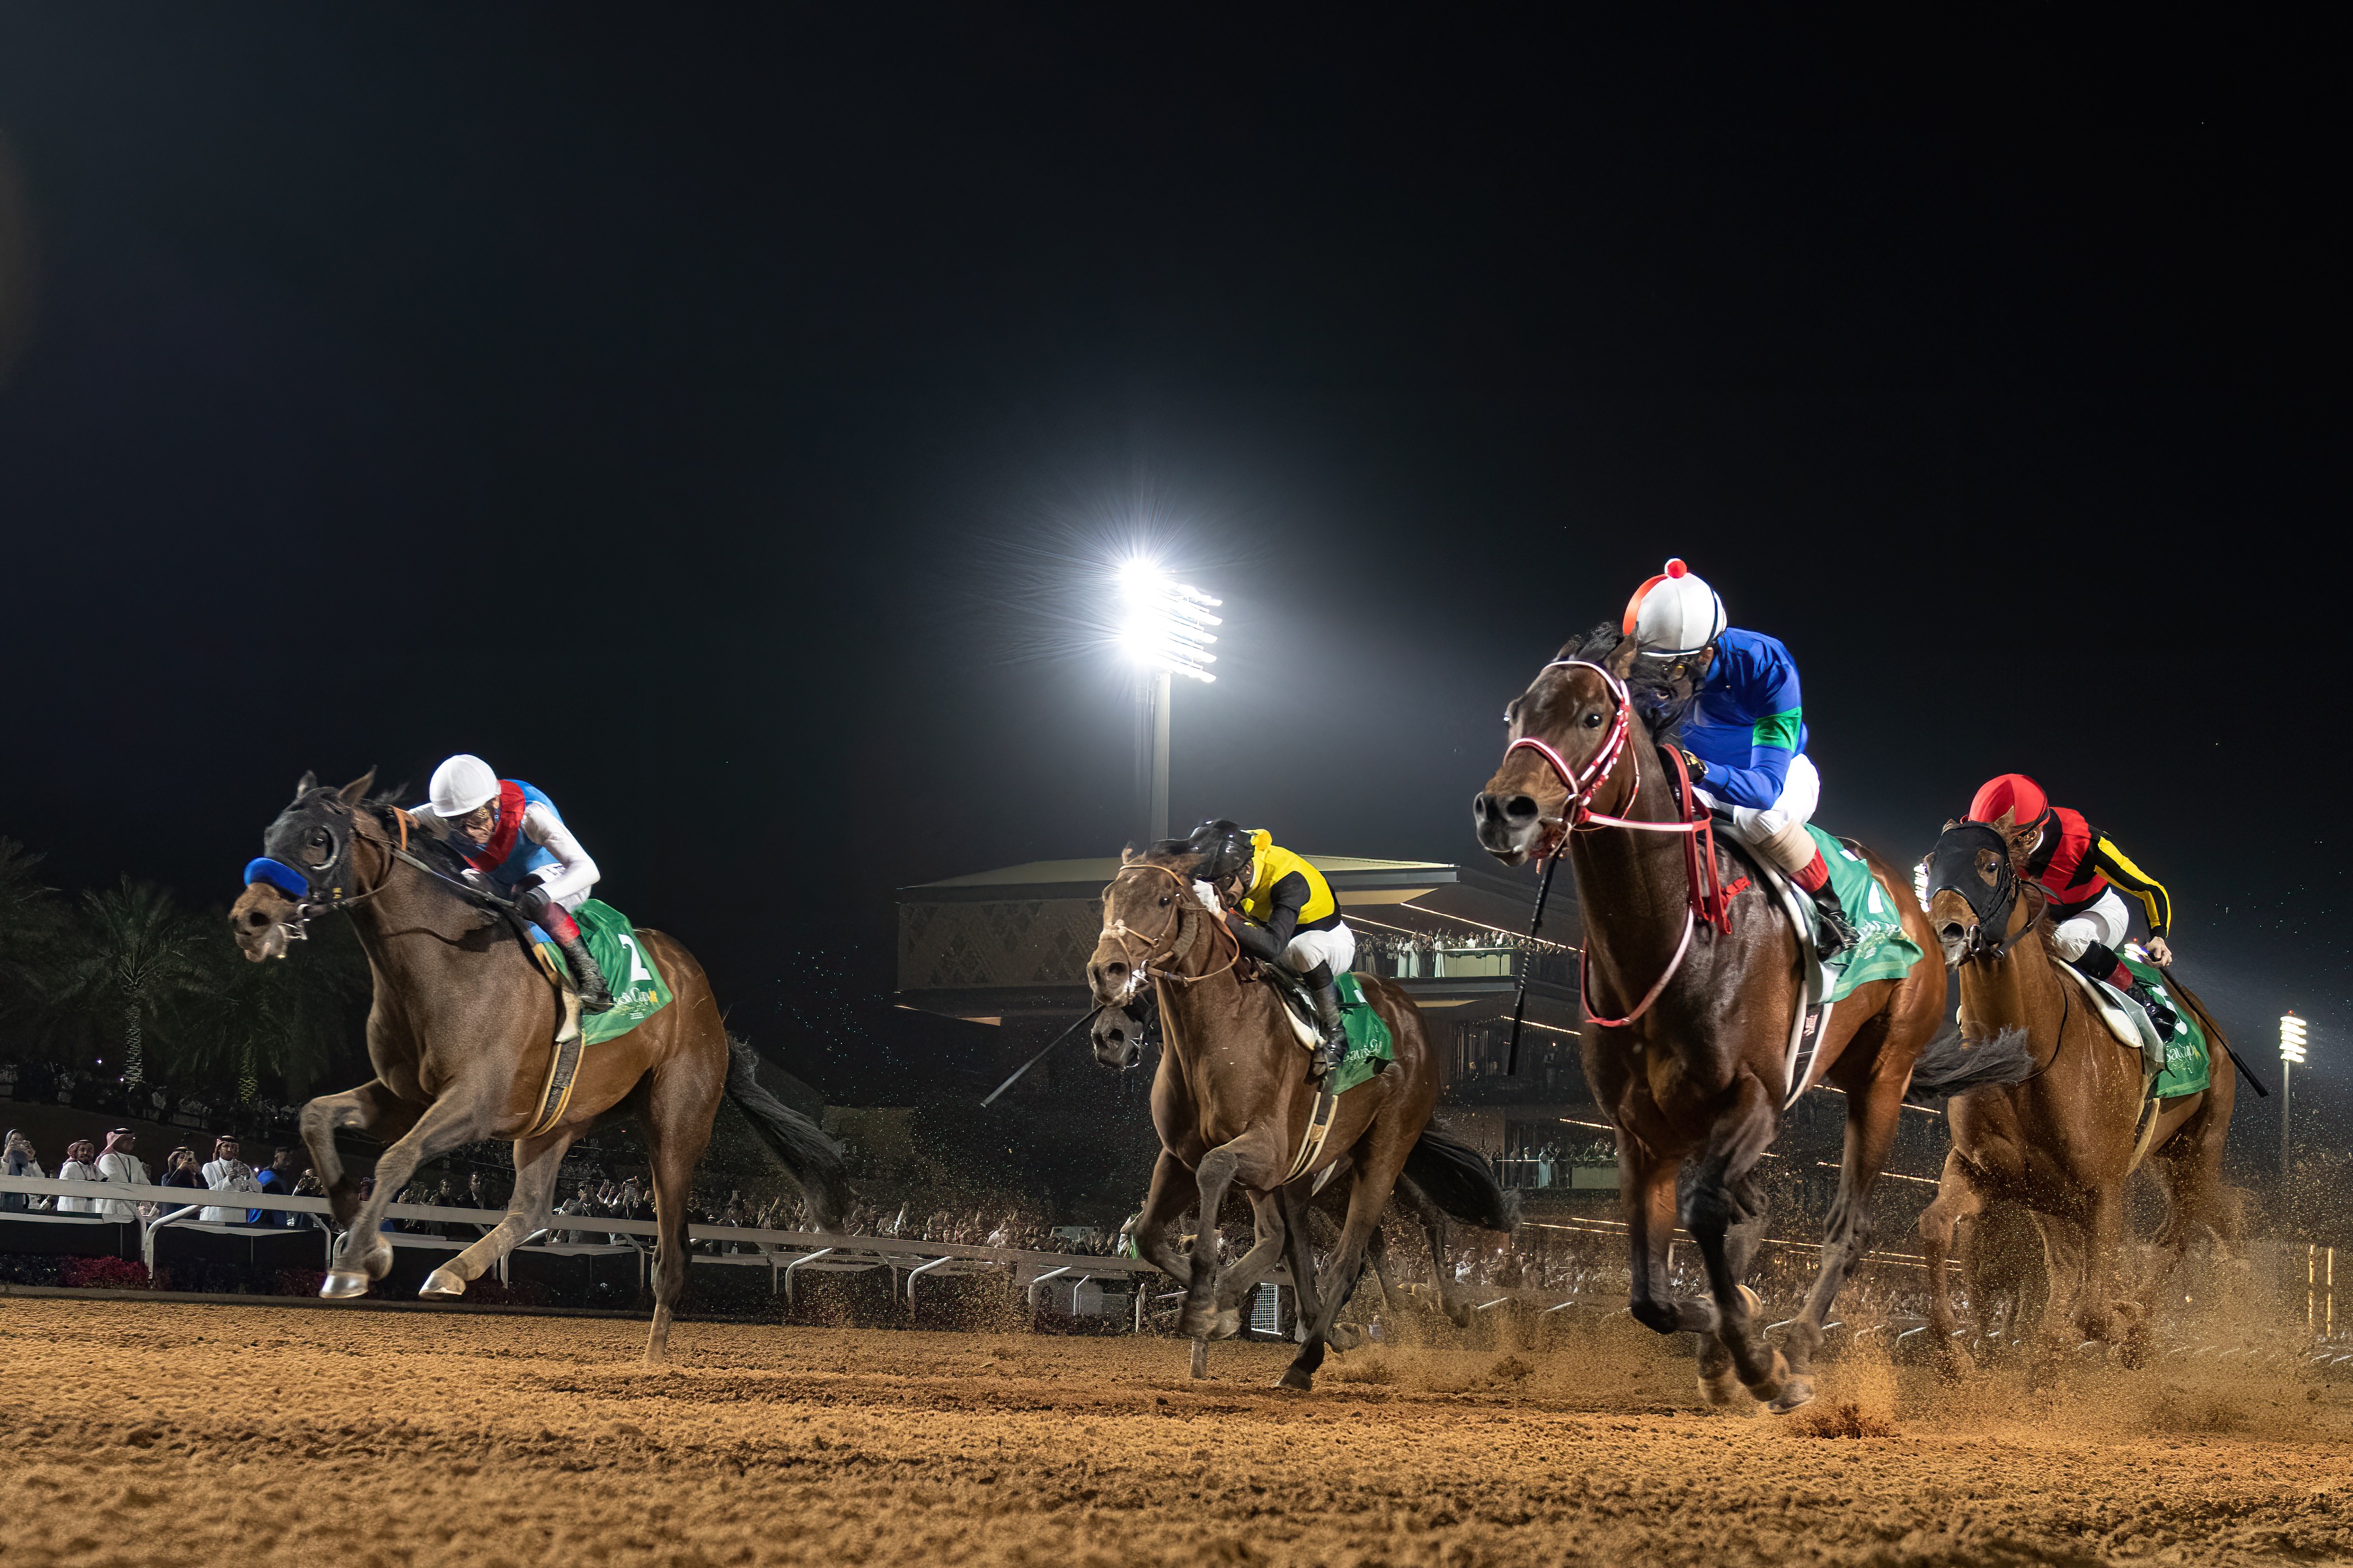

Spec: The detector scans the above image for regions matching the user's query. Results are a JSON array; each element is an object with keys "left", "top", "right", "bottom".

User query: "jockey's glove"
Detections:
[{"left": 1677, "top": 748, "right": 1710, "bottom": 783}]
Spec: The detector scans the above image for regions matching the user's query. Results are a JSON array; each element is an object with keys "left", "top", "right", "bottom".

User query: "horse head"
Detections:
[
  {"left": 1473, "top": 631, "right": 1646, "bottom": 864},
  {"left": 1084, "top": 845, "right": 1213, "bottom": 1068},
  {"left": 1923, "top": 812, "right": 2042, "bottom": 967},
  {"left": 229, "top": 768, "right": 379, "bottom": 962}
]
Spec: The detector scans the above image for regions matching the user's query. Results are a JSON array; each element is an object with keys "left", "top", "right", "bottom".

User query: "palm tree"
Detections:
[
  {"left": 172, "top": 916, "right": 370, "bottom": 1102},
  {"left": 56, "top": 878, "right": 209, "bottom": 1088},
  {"left": 0, "top": 837, "right": 68, "bottom": 1030}
]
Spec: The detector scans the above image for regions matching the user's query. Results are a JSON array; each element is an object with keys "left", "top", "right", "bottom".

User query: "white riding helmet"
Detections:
[
  {"left": 1621, "top": 558, "right": 1726, "bottom": 657},
  {"left": 427, "top": 754, "right": 500, "bottom": 819}
]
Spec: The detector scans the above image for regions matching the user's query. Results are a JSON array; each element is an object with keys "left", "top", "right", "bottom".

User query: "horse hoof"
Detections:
[
  {"left": 1745, "top": 1348, "right": 1791, "bottom": 1405},
  {"left": 359, "top": 1245, "right": 394, "bottom": 1281},
  {"left": 1767, "top": 1376, "right": 1815, "bottom": 1414},
  {"left": 1276, "top": 1367, "right": 1315, "bottom": 1392},
  {"left": 1326, "top": 1323, "right": 1363, "bottom": 1353},
  {"left": 1211, "top": 1307, "right": 1242, "bottom": 1342},
  {"left": 419, "top": 1268, "right": 467, "bottom": 1299},
  {"left": 319, "top": 1271, "right": 370, "bottom": 1300},
  {"left": 1698, "top": 1365, "right": 1743, "bottom": 1407}
]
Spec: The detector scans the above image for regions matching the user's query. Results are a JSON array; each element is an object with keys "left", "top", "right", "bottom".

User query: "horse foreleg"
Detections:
[
  {"left": 1624, "top": 1144, "right": 1706, "bottom": 1336},
  {"left": 2074, "top": 1180, "right": 2129, "bottom": 1351},
  {"left": 1135, "top": 1149, "right": 1199, "bottom": 1292},
  {"left": 1212, "top": 1188, "right": 1291, "bottom": 1340},
  {"left": 318, "top": 1086, "right": 495, "bottom": 1299},
  {"left": 1680, "top": 1070, "right": 1787, "bottom": 1406},
  {"left": 1779, "top": 1064, "right": 1905, "bottom": 1406},
  {"left": 298, "top": 1080, "right": 423, "bottom": 1231},
  {"left": 1178, "top": 1143, "right": 1246, "bottom": 1342},
  {"left": 420, "top": 1129, "right": 574, "bottom": 1299},
  {"left": 1917, "top": 1150, "right": 1985, "bottom": 1378},
  {"left": 1397, "top": 1173, "right": 1471, "bottom": 1329}
]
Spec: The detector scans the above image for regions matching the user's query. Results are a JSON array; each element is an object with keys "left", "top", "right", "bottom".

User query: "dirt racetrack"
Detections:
[{"left": 5, "top": 1297, "right": 2352, "bottom": 1567}]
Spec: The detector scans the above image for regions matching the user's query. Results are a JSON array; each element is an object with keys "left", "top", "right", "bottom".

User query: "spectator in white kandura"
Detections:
[
  {"left": 3, "top": 1128, "right": 46, "bottom": 1214},
  {"left": 200, "top": 1135, "right": 259, "bottom": 1224},
  {"left": 93, "top": 1129, "right": 151, "bottom": 1223},
  {"left": 56, "top": 1139, "right": 102, "bottom": 1212}
]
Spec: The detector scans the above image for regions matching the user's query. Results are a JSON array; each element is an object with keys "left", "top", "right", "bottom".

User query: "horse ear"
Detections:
[
  {"left": 1941, "top": 817, "right": 1961, "bottom": 833},
  {"left": 336, "top": 767, "right": 378, "bottom": 806},
  {"left": 295, "top": 771, "right": 317, "bottom": 797},
  {"left": 1606, "top": 636, "right": 1641, "bottom": 678},
  {"left": 1119, "top": 842, "right": 1140, "bottom": 865}
]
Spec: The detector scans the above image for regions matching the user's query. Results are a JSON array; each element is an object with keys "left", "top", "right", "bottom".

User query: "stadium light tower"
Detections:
[
  {"left": 2281, "top": 1011, "right": 2308, "bottom": 1175},
  {"left": 1118, "top": 559, "right": 1220, "bottom": 847}
]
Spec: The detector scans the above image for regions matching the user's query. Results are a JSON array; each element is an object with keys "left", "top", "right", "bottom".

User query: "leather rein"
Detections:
[{"left": 1506, "top": 658, "right": 1732, "bottom": 1028}]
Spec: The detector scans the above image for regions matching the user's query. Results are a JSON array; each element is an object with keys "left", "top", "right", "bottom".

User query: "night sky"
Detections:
[{"left": 1, "top": 13, "right": 2342, "bottom": 1138}]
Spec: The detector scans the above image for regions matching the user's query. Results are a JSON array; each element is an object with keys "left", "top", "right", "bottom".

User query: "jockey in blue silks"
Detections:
[
  {"left": 416, "top": 754, "right": 614, "bottom": 1011},
  {"left": 1622, "top": 558, "right": 1859, "bottom": 960}
]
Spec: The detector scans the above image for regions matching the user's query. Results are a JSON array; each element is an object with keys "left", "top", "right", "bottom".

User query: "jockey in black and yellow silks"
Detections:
[{"left": 1185, "top": 820, "right": 1357, "bottom": 1079}]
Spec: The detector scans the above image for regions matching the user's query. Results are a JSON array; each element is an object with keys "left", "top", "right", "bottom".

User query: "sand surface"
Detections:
[{"left": 4, "top": 1297, "right": 2351, "bottom": 1566}]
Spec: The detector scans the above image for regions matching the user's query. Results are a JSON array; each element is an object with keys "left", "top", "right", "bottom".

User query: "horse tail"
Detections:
[
  {"left": 723, "top": 1038, "right": 852, "bottom": 1228},
  {"left": 1902, "top": 1021, "right": 2037, "bottom": 1104},
  {"left": 1402, "top": 1122, "right": 1521, "bottom": 1234}
]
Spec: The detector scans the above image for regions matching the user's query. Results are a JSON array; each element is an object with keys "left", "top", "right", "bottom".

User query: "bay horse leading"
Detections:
[
  {"left": 1918, "top": 818, "right": 2238, "bottom": 1367},
  {"left": 1085, "top": 847, "right": 1513, "bottom": 1392},
  {"left": 228, "top": 771, "right": 848, "bottom": 1361},
  {"left": 1474, "top": 629, "right": 2010, "bottom": 1411}
]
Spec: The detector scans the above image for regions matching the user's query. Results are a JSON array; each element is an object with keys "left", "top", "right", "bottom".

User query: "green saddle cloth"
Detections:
[
  {"left": 535, "top": 898, "right": 675, "bottom": 1046},
  {"left": 1327, "top": 972, "right": 1395, "bottom": 1095},
  {"left": 1803, "top": 824, "right": 1929, "bottom": 1003},
  {"left": 2112, "top": 952, "right": 2213, "bottom": 1098}
]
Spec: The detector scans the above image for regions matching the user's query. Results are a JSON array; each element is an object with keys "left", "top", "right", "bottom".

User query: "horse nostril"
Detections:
[
  {"left": 1503, "top": 794, "right": 1537, "bottom": 824},
  {"left": 1939, "top": 922, "right": 1965, "bottom": 942}
]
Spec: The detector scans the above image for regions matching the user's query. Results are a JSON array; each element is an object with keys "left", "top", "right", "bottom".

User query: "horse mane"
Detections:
[{"left": 1554, "top": 621, "right": 1698, "bottom": 743}]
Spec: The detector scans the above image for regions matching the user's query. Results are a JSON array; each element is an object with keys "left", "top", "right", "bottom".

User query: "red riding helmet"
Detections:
[{"left": 1968, "top": 773, "right": 2054, "bottom": 834}]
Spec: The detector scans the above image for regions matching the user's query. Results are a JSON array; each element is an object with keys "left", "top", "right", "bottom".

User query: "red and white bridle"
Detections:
[{"left": 1503, "top": 658, "right": 1726, "bottom": 1027}]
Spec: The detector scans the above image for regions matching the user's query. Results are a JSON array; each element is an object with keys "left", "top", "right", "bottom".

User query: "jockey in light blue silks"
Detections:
[
  {"left": 418, "top": 754, "right": 614, "bottom": 1011},
  {"left": 1622, "top": 559, "right": 1860, "bottom": 960}
]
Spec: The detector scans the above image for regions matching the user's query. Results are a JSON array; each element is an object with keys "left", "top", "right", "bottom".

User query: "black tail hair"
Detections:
[
  {"left": 1402, "top": 1123, "right": 1521, "bottom": 1234},
  {"left": 1903, "top": 1021, "right": 2037, "bottom": 1104},
  {"left": 724, "top": 1037, "right": 852, "bottom": 1227}
]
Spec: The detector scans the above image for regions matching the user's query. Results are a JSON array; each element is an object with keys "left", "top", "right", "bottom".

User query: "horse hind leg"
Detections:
[
  {"left": 420, "top": 1130, "right": 574, "bottom": 1299},
  {"left": 640, "top": 1051, "right": 723, "bottom": 1364}
]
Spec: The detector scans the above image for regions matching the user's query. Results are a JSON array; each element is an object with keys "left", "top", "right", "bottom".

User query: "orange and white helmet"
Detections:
[{"left": 1621, "top": 558, "right": 1726, "bottom": 657}]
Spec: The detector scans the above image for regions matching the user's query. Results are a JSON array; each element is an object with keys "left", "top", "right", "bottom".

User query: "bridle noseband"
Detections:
[{"left": 1097, "top": 863, "right": 1238, "bottom": 1005}]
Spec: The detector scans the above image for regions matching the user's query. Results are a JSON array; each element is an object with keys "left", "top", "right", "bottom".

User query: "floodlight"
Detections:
[
  {"left": 1116, "top": 559, "right": 1221, "bottom": 683},
  {"left": 2282, "top": 1012, "right": 2308, "bottom": 1065}
]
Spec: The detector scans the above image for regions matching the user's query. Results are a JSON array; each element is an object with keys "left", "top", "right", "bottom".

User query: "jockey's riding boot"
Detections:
[
  {"left": 2124, "top": 982, "right": 2179, "bottom": 1040},
  {"left": 1308, "top": 976, "right": 1349, "bottom": 1080},
  {"left": 555, "top": 932, "right": 617, "bottom": 1013},
  {"left": 1803, "top": 882, "right": 1859, "bottom": 962}
]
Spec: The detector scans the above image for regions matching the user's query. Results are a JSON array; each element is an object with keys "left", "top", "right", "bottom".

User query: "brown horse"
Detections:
[
  {"left": 1473, "top": 628, "right": 1986, "bottom": 1412},
  {"left": 228, "top": 770, "right": 848, "bottom": 1361},
  {"left": 1084, "top": 847, "right": 1506, "bottom": 1390},
  {"left": 1917, "top": 818, "right": 2238, "bottom": 1366}
]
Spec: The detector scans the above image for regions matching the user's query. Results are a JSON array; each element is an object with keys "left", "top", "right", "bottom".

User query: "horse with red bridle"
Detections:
[{"left": 1473, "top": 628, "right": 2016, "bottom": 1411}]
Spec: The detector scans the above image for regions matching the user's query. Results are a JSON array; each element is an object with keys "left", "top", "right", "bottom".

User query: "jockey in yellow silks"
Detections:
[{"left": 1185, "top": 820, "right": 1355, "bottom": 1078}]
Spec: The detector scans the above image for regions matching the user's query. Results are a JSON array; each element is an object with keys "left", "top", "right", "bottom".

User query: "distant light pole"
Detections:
[
  {"left": 2281, "top": 1011, "right": 2308, "bottom": 1175},
  {"left": 1118, "top": 560, "right": 1220, "bottom": 847}
]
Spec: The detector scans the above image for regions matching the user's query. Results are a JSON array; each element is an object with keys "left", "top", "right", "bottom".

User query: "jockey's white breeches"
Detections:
[
  {"left": 2050, "top": 888, "right": 2130, "bottom": 961},
  {"left": 1696, "top": 753, "right": 1821, "bottom": 879},
  {"left": 1284, "top": 921, "right": 1356, "bottom": 979}
]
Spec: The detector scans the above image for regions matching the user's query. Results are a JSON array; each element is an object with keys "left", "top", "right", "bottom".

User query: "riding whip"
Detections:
[
  {"left": 980, "top": 1005, "right": 1109, "bottom": 1107},
  {"left": 1503, "top": 851, "right": 1563, "bottom": 1076},
  {"left": 2163, "top": 960, "right": 2270, "bottom": 1099}
]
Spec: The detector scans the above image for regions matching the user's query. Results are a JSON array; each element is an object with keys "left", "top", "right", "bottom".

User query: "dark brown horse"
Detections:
[
  {"left": 228, "top": 771, "right": 847, "bottom": 1361},
  {"left": 1918, "top": 818, "right": 2238, "bottom": 1366},
  {"left": 1084, "top": 847, "right": 1508, "bottom": 1390},
  {"left": 1473, "top": 629, "right": 1986, "bottom": 1412}
]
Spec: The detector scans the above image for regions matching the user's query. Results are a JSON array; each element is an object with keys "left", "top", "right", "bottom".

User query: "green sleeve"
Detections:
[{"left": 1751, "top": 709, "right": 1802, "bottom": 752}]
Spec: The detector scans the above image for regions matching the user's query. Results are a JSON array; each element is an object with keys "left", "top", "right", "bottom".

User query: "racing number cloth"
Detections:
[
  {"left": 532, "top": 899, "right": 673, "bottom": 1045},
  {"left": 1328, "top": 972, "right": 1395, "bottom": 1095},
  {"left": 1805, "top": 825, "right": 1927, "bottom": 1003},
  {"left": 2112, "top": 951, "right": 2213, "bottom": 1098}
]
